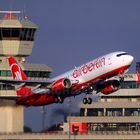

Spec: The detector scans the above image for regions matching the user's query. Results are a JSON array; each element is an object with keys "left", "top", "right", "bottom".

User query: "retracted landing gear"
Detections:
[
  {"left": 119, "top": 76, "right": 124, "bottom": 82},
  {"left": 119, "top": 74, "right": 124, "bottom": 82},
  {"left": 83, "top": 97, "right": 92, "bottom": 104}
]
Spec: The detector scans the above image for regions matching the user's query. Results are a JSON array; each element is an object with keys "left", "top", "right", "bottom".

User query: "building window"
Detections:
[
  {"left": 0, "top": 70, "right": 51, "bottom": 91},
  {"left": 87, "top": 123, "right": 140, "bottom": 132},
  {"left": 0, "top": 70, "right": 12, "bottom": 77},
  {"left": 125, "top": 108, "right": 140, "bottom": 116},
  {"left": 12, "top": 28, "right": 20, "bottom": 37},
  {"left": 80, "top": 108, "right": 85, "bottom": 116},
  {"left": 20, "top": 28, "right": 36, "bottom": 41},
  {"left": 1, "top": 28, "right": 20, "bottom": 39},
  {"left": 24, "top": 71, "right": 51, "bottom": 78},
  {"left": 121, "top": 81, "right": 139, "bottom": 89},
  {"left": 106, "top": 108, "right": 122, "bottom": 116},
  {"left": 86, "top": 108, "right": 104, "bottom": 116},
  {"left": 2, "top": 28, "right": 11, "bottom": 37},
  {"left": 0, "top": 84, "right": 14, "bottom": 90},
  {"left": 0, "top": 28, "right": 36, "bottom": 41},
  {"left": 0, "top": 70, "right": 51, "bottom": 78},
  {"left": 0, "top": 70, "right": 6, "bottom": 76},
  {"left": 7, "top": 71, "right": 12, "bottom": 76}
]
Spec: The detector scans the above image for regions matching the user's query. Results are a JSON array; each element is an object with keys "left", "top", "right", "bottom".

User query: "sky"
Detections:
[{"left": 0, "top": 0, "right": 140, "bottom": 131}]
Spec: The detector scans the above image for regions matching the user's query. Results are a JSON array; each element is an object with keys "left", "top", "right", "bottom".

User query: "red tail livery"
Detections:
[
  {"left": 9, "top": 57, "right": 32, "bottom": 98},
  {"left": 8, "top": 57, "right": 27, "bottom": 80}
]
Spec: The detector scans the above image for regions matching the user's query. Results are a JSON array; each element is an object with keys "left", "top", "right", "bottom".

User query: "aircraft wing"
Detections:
[{"left": 0, "top": 79, "right": 53, "bottom": 88}]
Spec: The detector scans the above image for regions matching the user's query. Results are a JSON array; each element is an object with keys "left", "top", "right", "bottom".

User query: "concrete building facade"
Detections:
[
  {"left": 64, "top": 73, "right": 140, "bottom": 133},
  {"left": 0, "top": 11, "right": 52, "bottom": 133}
]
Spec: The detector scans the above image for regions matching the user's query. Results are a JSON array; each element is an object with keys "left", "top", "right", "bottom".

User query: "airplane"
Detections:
[{"left": 0, "top": 51, "right": 134, "bottom": 107}]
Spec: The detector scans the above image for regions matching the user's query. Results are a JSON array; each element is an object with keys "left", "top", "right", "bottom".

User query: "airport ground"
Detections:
[{"left": 0, "top": 131, "right": 140, "bottom": 140}]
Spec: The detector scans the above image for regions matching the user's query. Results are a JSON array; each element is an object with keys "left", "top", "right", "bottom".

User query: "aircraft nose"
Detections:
[{"left": 127, "top": 55, "right": 134, "bottom": 65}]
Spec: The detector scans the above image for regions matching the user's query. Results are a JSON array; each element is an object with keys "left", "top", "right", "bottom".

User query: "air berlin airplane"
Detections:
[{"left": 0, "top": 51, "right": 134, "bottom": 106}]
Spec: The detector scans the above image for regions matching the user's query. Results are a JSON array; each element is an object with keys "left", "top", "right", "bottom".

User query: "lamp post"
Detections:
[{"left": 68, "top": 97, "right": 71, "bottom": 139}]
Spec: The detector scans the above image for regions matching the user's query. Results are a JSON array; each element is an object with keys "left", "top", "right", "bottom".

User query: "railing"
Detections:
[{"left": 1, "top": 130, "right": 140, "bottom": 135}]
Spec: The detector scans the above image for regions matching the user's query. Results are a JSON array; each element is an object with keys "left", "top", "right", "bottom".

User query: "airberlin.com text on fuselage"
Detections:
[{"left": 72, "top": 57, "right": 105, "bottom": 78}]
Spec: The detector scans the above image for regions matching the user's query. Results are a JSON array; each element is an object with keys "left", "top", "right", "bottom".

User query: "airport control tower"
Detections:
[{"left": 0, "top": 11, "right": 52, "bottom": 133}]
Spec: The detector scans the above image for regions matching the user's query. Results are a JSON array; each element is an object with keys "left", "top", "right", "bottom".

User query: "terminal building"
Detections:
[
  {"left": 0, "top": 11, "right": 52, "bottom": 133},
  {"left": 63, "top": 73, "right": 140, "bottom": 134}
]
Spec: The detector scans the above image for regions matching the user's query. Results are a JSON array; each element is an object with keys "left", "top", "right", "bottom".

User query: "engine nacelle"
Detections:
[
  {"left": 100, "top": 80, "right": 120, "bottom": 95},
  {"left": 51, "top": 78, "right": 72, "bottom": 93}
]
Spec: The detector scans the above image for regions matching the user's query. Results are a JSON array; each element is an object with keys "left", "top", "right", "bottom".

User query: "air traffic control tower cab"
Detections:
[
  {"left": 0, "top": 11, "right": 52, "bottom": 133},
  {"left": 0, "top": 11, "right": 37, "bottom": 58}
]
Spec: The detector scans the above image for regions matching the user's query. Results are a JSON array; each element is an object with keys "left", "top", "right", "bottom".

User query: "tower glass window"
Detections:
[
  {"left": 2, "top": 28, "right": 11, "bottom": 38},
  {"left": 12, "top": 28, "right": 20, "bottom": 37},
  {"left": 0, "top": 28, "right": 36, "bottom": 41},
  {"left": 20, "top": 28, "right": 36, "bottom": 41}
]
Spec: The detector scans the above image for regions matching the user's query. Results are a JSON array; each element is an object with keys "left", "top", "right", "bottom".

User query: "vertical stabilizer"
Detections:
[
  {"left": 8, "top": 57, "right": 27, "bottom": 80},
  {"left": 8, "top": 57, "right": 32, "bottom": 97}
]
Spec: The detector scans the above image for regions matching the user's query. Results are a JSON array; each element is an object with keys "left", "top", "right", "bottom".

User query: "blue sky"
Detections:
[{"left": 0, "top": 0, "right": 140, "bottom": 131}]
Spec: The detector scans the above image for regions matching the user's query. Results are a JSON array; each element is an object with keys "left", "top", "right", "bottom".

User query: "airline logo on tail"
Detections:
[
  {"left": 11, "top": 63, "right": 22, "bottom": 80},
  {"left": 8, "top": 57, "right": 27, "bottom": 81}
]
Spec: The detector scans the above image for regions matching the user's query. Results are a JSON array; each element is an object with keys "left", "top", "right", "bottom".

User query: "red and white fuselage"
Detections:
[{"left": 52, "top": 51, "right": 133, "bottom": 91}]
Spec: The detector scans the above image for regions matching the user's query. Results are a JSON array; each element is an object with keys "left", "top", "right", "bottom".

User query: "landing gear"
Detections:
[
  {"left": 83, "top": 98, "right": 87, "bottom": 104},
  {"left": 119, "top": 76, "right": 124, "bottom": 82},
  {"left": 83, "top": 97, "right": 92, "bottom": 104},
  {"left": 119, "top": 74, "right": 124, "bottom": 82}
]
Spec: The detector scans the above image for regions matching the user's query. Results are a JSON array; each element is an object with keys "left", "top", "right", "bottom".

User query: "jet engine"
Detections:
[
  {"left": 51, "top": 78, "right": 72, "bottom": 93},
  {"left": 98, "top": 80, "right": 120, "bottom": 95}
]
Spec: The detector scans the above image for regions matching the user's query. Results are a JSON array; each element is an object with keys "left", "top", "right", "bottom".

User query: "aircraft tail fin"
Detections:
[
  {"left": 8, "top": 57, "right": 32, "bottom": 97},
  {"left": 8, "top": 57, "right": 28, "bottom": 81}
]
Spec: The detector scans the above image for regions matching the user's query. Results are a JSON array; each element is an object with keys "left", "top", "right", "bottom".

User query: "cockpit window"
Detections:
[{"left": 116, "top": 53, "right": 129, "bottom": 57}]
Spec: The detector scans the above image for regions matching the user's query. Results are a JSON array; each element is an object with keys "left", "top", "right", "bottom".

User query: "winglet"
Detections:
[
  {"left": 136, "top": 62, "right": 140, "bottom": 83},
  {"left": 8, "top": 57, "right": 28, "bottom": 80}
]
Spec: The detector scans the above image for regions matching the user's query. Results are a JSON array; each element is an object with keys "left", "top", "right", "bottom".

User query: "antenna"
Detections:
[
  {"left": 22, "top": 4, "right": 29, "bottom": 20},
  {"left": 23, "top": 3, "right": 27, "bottom": 15}
]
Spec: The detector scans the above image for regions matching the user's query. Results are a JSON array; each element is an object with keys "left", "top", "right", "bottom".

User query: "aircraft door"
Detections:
[{"left": 108, "top": 57, "right": 112, "bottom": 65}]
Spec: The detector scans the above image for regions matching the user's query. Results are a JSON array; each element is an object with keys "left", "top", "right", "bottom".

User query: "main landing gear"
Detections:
[
  {"left": 82, "top": 89, "right": 93, "bottom": 104},
  {"left": 119, "top": 74, "right": 124, "bottom": 82},
  {"left": 119, "top": 76, "right": 124, "bottom": 82},
  {"left": 83, "top": 97, "right": 92, "bottom": 104}
]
